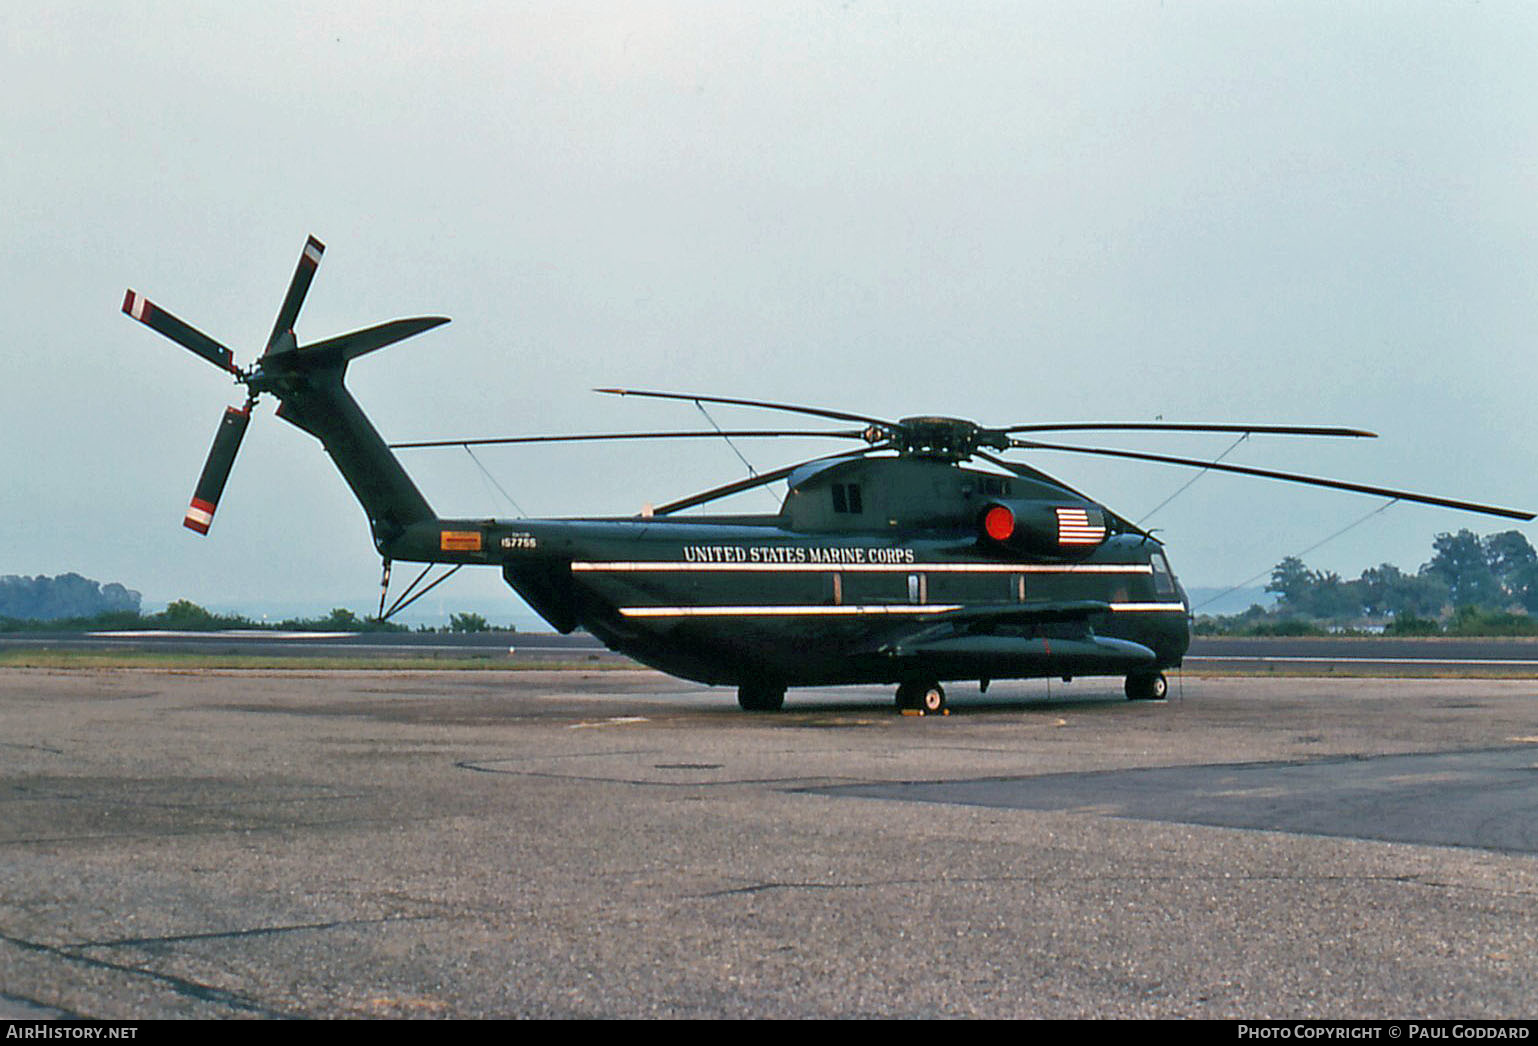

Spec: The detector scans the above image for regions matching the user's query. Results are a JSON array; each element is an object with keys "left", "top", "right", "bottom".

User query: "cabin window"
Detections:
[
  {"left": 831, "top": 483, "right": 863, "bottom": 514},
  {"left": 907, "top": 573, "right": 926, "bottom": 604},
  {"left": 979, "top": 476, "right": 1012, "bottom": 497}
]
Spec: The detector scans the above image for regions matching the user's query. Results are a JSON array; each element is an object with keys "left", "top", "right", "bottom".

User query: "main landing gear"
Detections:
[
  {"left": 737, "top": 681, "right": 786, "bottom": 712},
  {"left": 895, "top": 680, "right": 946, "bottom": 715},
  {"left": 1124, "top": 672, "right": 1168, "bottom": 702}
]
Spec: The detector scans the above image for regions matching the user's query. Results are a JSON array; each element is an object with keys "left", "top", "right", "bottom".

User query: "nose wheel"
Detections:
[{"left": 895, "top": 681, "right": 947, "bottom": 715}]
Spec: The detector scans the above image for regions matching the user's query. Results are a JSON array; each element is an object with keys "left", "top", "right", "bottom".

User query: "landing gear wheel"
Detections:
[
  {"left": 737, "top": 682, "right": 786, "bottom": 712},
  {"left": 895, "top": 681, "right": 946, "bottom": 714},
  {"left": 1124, "top": 672, "right": 1168, "bottom": 702}
]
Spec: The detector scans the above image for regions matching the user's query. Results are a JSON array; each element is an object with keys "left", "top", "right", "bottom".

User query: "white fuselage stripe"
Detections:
[
  {"left": 574, "top": 561, "right": 1152, "bottom": 575},
  {"left": 620, "top": 604, "right": 961, "bottom": 618},
  {"left": 617, "top": 602, "right": 1186, "bottom": 618},
  {"left": 1193, "top": 655, "right": 1538, "bottom": 666}
]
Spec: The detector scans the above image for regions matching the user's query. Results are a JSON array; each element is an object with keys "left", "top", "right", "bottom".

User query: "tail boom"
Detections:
[{"left": 261, "top": 358, "right": 438, "bottom": 546}]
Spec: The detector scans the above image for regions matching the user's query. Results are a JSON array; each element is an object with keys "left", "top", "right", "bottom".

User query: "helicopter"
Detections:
[{"left": 123, "top": 237, "right": 1535, "bottom": 713}]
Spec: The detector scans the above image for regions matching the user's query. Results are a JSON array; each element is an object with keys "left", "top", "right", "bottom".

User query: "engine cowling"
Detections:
[{"left": 979, "top": 500, "right": 1108, "bottom": 556}]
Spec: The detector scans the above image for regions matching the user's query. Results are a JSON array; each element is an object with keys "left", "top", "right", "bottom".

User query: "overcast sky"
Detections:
[{"left": 5, "top": 2, "right": 1536, "bottom": 622}]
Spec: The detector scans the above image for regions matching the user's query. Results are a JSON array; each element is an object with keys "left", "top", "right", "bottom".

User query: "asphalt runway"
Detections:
[
  {"left": 0, "top": 629, "right": 610, "bottom": 662},
  {"left": 10, "top": 631, "right": 1538, "bottom": 674},
  {"left": 2, "top": 668, "right": 1537, "bottom": 1018}
]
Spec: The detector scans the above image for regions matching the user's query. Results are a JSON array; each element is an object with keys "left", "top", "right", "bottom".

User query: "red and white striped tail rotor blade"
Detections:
[
  {"left": 264, "top": 235, "right": 325, "bottom": 355},
  {"left": 122, "top": 290, "right": 239, "bottom": 374},
  {"left": 183, "top": 406, "right": 252, "bottom": 535}
]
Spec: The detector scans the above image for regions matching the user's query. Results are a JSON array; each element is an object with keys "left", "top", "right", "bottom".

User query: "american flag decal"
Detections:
[{"left": 1056, "top": 506, "right": 1106, "bottom": 546}]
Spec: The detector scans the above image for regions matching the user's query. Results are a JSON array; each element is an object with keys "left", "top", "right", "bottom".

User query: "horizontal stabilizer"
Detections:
[{"left": 277, "top": 316, "right": 450, "bottom": 369}]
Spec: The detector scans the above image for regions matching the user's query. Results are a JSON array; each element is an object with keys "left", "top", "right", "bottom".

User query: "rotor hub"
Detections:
[{"left": 895, "top": 416, "right": 983, "bottom": 460}]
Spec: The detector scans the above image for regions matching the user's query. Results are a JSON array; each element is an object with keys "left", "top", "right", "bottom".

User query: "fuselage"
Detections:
[{"left": 382, "top": 478, "right": 1191, "bottom": 689}]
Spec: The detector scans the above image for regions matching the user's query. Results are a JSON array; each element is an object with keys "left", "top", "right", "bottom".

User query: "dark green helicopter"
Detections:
[{"left": 123, "top": 237, "right": 1534, "bottom": 713}]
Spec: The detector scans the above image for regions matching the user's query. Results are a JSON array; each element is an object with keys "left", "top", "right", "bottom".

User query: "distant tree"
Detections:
[
  {"left": 0, "top": 573, "right": 141, "bottom": 620},
  {"left": 1309, "top": 570, "right": 1362, "bottom": 620},
  {"left": 1508, "top": 564, "right": 1538, "bottom": 614},
  {"left": 448, "top": 612, "right": 490, "bottom": 633},
  {"left": 320, "top": 608, "right": 361, "bottom": 630},
  {"left": 1358, "top": 563, "right": 1447, "bottom": 619},
  {"left": 158, "top": 599, "right": 221, "bottom": 628},
  {"left": 1267, "top": 558, "right": 1361, "bottom": 620},
  {"left": 1483, "top": 531, "right": 1538, "bottom": 611},
  {"left": 1357, "top": 563, "right": 1402, "bottom": 617},
  {"left": 1267, "top": 558, "right": 1315, "bottom": 610},
  {"left": 1482, "top": 530, "right": 1536, "bottom": 578},
  {"left": 1424, "top": 530, "right": 1503, "bottom": 608}
]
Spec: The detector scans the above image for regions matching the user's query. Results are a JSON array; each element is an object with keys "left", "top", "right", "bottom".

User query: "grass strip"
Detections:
[{"left": 0, "top": 649, "right": 638, "bottom": 672}]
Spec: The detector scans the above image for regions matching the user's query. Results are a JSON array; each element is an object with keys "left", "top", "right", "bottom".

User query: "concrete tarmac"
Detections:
[{"left": 2, "top": 667, "right": 1536, "bottom": 1018}]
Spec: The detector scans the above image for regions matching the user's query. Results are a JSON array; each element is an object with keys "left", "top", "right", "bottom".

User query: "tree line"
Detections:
[
  {"left": 0, "top": 576, "right": 509, "bottom": 634},
  {"left": 1203, "top": 530, "right": 1538, "bottom": 635},
  {"left": 0, "top": 573, "right": 140, "bottom": 621}
]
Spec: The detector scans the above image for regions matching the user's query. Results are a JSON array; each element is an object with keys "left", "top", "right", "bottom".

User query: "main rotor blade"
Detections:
[
  {"left": 184, "top": 405, "right": 252, "bottom": 534},
  {"left": 973, "top": 450, "right": 1107, "bottom": 505},
  {"left": 1009, "top": 438, "right": 1535, "bottom": 521},
  {"left": 389, "top": 429, "right": 870, "bottom": 450},
  {"left": 595, "top": 388, "right": 894, "bottom": 430},
  {"left": 652, "top": 446, "right": 891, "bottom": 516},
  {"left": 122, "top": 290, "right": 238, "bottom": 374},
  {"left": 1003, "top": 422, "right": 1377, "bottom": 438},
  {"left": 264, "top": 235, "right": 325, "bottom": 355}
]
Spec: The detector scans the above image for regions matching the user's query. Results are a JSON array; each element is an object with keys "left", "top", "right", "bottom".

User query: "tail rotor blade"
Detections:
[
  {"left": 184, "top": 405, "right": 252, "bottom": 534},
  {"left": 122, "top": 290, "right": 238, "bottom": 374},
  {"left": 264, "top": 235, "right": 325, "bottom": 355}
]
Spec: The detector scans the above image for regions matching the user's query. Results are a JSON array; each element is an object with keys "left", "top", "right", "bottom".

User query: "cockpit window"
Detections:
[{"left": 1150, "top": 552, "right": 1176, "bottom": 596}]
